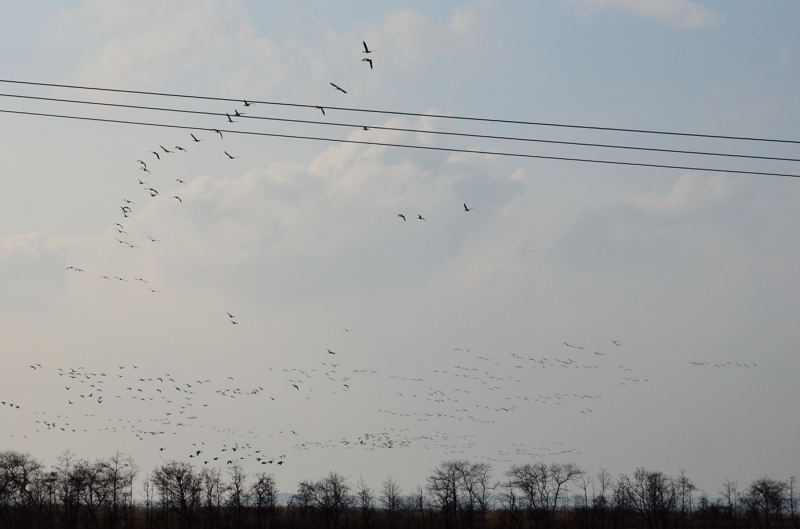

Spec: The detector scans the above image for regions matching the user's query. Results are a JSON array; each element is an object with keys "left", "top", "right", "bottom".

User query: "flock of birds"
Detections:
[{"left": 4, "top": 38, "right": 769, "bottom": 483}]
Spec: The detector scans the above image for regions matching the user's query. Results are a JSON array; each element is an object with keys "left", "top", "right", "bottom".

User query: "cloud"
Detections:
[
  {"left": 57, "top": 0, "right": 287, "bottom": 93},
  {"left": 0, "top": 233, "right": 75, "bottom": 313},
  {"left": 567, "top": 0, "right": 721, "bottom": 30}
]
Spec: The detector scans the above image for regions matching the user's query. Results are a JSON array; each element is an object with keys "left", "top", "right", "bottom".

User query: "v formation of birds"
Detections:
[{"left": 40, "top": 39, "right": 521, "bottom": 472}]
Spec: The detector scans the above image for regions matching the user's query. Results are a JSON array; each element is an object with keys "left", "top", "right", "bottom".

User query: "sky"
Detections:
[{"left": 1, "top": 0, "right": 799, "bottom": 498}]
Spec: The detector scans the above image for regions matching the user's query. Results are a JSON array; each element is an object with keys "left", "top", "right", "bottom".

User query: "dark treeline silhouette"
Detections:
[{"left": 1, "top": 450, "right": 797, "bottom": 529}]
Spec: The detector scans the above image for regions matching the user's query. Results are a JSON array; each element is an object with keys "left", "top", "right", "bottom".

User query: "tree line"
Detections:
[{"left": 0, "top": 449, "right": 797, "bottom": 529}]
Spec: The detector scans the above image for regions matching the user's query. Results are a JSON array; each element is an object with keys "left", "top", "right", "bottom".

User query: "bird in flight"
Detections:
[
  {"left": 243, "top": 100, "right": 252, "bottom": 107},
  {"left": 190, "top": 133, "right": 201, "bottom": 142},
  {"left": 317, "top": 106, "right": 326, "bottom": 116},
  {"left": 417, "top": 214, "right": 426, "bottom": 221},
  {"left": 397, "top": 214, "right": 407, "bottom": 222},
  {"left": 362, "top": 58, "right": 373, "bottom": 69},
  {"left": 174, "top": 145, "right": 187, "bottom": 152},
  {"left": 159, "top": 145, "right": 173, "bottom": 153},
  {"left": 224, "top": 151, "right": 237, "bottom": 160},
  {"left": 172, "top": 196, "right": 183, "bottom": 203},
  {"left": 212, "top": 129, "right": 224, "bottom": 139},
  {"left": 362, "top": 41, "right": 373, "bottom": 54},
  {"left": 151, "top": 151, "right": 160, "bottom": 160},
  {"left": 65, "top": 266, "right": 85, "bottom": 272},
  {"left": 463, "top": 203, "right": 473, "bottom": 212},
  {"left": 330, "top": 82, "right": 347, "bottom": 94},
  {"left": 327, "top": 349, "right": 336, "bottom": 355},
  {"left": 226, "top": 113, "right": 235, "bottom": 123}
]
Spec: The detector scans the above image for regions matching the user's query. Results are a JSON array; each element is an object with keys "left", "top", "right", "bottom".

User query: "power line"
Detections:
[
  {"left": 2, "top": 92, "right": 799, "bottom": 164},
  {"left": 2, "top": 78, "right": 799, "bottom": 145},
  {"left": 2, "top": 107, "right": 799, "bottom": 178}
]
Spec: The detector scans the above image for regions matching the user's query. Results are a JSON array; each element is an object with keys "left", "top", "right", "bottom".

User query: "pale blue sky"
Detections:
[{"left": 0, "top": 1, "right": 798, "bottom": 497}]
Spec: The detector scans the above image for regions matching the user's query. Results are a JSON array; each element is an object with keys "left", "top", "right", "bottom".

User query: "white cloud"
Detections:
[
  {"left": 625, "top": 172, "right": 740, "bottom": 216},
  {"left": 567, "top": 0, "right": 721, "bottom": 30},
  {"left": 58, "top": 0, "right": 287, "bottom": 93}
]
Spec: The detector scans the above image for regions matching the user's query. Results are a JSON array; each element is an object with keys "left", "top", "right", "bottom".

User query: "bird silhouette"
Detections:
[
  {"left": 362, "top": 58, "right": 373, "bottom": 69},
  {"left": 417, "top": 214, "right": 426, "bottom": 221},
  {"left": 190, "top": 133, "right": 201, "bottom": 142},
  {"left": 463, "top": 203, "right": 473, "bottom": 212},
  {"left": 362, "top": 41, "right": 373, "bottom": 54},
  {"left": 398, "top": 214, "right": 407, "bottom": 222},
  {"left": 330, "top": 82, "right": 347, "bottom": 94},
  {"left": 224, "top": 151, "right": 237, "bottom": 160}
]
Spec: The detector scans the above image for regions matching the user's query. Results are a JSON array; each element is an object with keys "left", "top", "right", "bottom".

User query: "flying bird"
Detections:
[
  {"left": 224, "top": 151, "right": 237, "bottom": 160},
  {"left": 172, "top": 195, "right": 182, "bottom": 203},
  {"left": 417, "top": 214, "right": 425, "bottom": 221},
  {"left": 159, "top": 145, "right": 173, "bottom": 153},
  {"left": 226, "top": 113, "right": 234, "bottom": 123},
  {"left": 362, "top": 41, "right": 373, "bottom": 54},
  {"left": 397, "top": 214, "right": 406, "bottom": 222},
  {"left": 317, "top": 106, "right": 326, "bottom": 116},
  {"left": 174, "top": 145, "right": 187, "bottom": 152},
  {"left": 463, "top": 203, "right": 473, "bottom": 212},
  {"left": 362, "top": 57, "right": 373, "bottom": 69},
  {"left": 330, "top": 82, "right": 347, "bottom": 94},
  {"left": 190, "top": 133, "right": 201, "bottom": 142},
  {"left": 151, "top": 151, "right": 160, "bottom": 160}
]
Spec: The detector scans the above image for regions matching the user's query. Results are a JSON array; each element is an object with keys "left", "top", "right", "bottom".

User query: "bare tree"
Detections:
[
  {"left": 789, "top": 476, "right": 798, "bottom": 529},
  {"left": 427, "top": 461, "right": 462, "bottom": 528},
  {"left": 250, "top": 472, "right": 277, "bottom": 529},
  {"left": 198, "top": 467, "right": 224, "bottom": 529},
  {"left": 226, "top": 463, "right": 248, "bottom": 528},
  {"left": 618, "top": 467, "right": 677, "bottom": 529},
  {"left": 720, "top": 476, "right": 739, "bottom": 523},
  {"left": 355, "top": 476, "right": 374, "bottom": 529},
  {"left": 746, "top": 476, "right": 787, "bottom": 529},
  {"left": 151, "top": 461, "right": 202, "bottom": 529},
  {"left": 507, "top": 462, "right": 583, "bottom": 518},
  {"left": 675, "top": 469, "right": 695, "bottom": 529},
  {"left": 382, "top": 474, "right": 403, "bottom": 529},
  {"left": 316, "top": 471, "right": 351, "bottom": 529}
]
